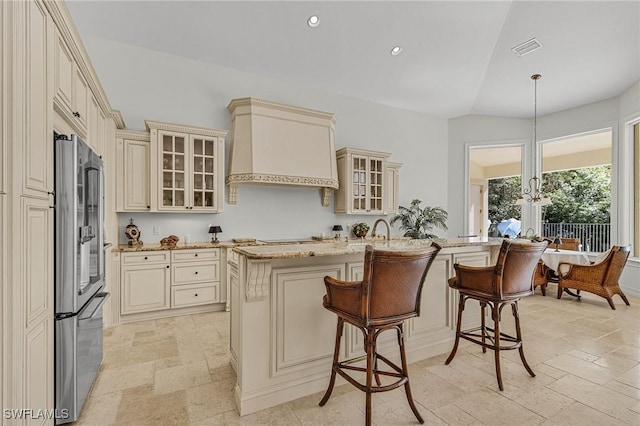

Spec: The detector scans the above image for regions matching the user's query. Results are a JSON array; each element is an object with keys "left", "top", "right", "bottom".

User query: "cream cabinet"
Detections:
[
  {"left": 115, "top": 130, "right": 151, "bottom": 211},
  {"left": 120, "top": 248, "right": 222, "bottom": 318},
  {"left": 335, "top": 147, "right": 400, "bottom": 215},
  {"left": 3, "top": 0, "right": 123, "bottom": 417},
  {"left": 147, "top": 120, "right": 227, "bottom": 212},
  {"left": 22, "top": 195, "right": 54, "bottom": 419},
  {"left": 385, "top": 161, "right": 402, "bottom": 214},
  {"left": 87, "top": 94, "right": 105, "bottom": 155},
  {"left": 120, "top": 251, "right": 171, "bottom": 314},
  {"left": 53, "top": 27, "right": 89, "bottom": 137},
  {"left": 20, "top": 0, "right": 54, "bottom": 199},
  {"left": 171, "top": 249, "right": 221, "bottom": 308}
]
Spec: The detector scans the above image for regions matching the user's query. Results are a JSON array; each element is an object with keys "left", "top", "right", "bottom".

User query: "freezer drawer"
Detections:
[{"left": 55, "top": 292, "right": 108, "bottom": 424}]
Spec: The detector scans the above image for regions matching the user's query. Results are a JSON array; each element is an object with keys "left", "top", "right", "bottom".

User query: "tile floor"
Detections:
[{"left": 77, "top": 285, "right": 640, "bottom": 425}]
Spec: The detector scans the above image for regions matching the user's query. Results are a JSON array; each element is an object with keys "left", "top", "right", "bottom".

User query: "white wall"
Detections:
[{"left": 82, "top": 36, "right": 449, "bottom": 244}]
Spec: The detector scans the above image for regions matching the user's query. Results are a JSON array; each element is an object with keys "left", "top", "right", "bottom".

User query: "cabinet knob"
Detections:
[
  {"left": 144, "top": 256, "right": 148, "bottom": 260},
  {"left": 195, "top": 271, "right": 198, "bottom": 274},
  {"left": 195, "top": 293, "right": 198, "bottom": 297},
  {"left": 147, "top": 206, "right": 150, "bottom": 209},
  {"left": 166, "top": 265, "right": 170, "bottom": 269},
  {"left": 195, "top": 253, "right": 198, "bottom": 257},
  {"left": 73, "top": 111, "right": 80, "bottom": 118}
]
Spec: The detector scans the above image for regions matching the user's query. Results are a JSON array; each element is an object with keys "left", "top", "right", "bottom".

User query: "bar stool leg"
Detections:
[
  {"left": 365, "top": 329, "right": 375, "bottom": 426},
  {"left": 512, "top": 302, "right": 535, "bottom": 377},
  {"left": 445, "top": 294, "right": 466, "bottom": 365},
  {"left": 319, "top": 317, "right": 344, "bottom": 407},
  {"left": 492, "top": 303, "right": 504, "bottom": 391},
  {"left": 398, "top": 323, "right": 424, "bottom": 424},
  {"left": 480, "top": 302, "right": 487, "bottom": 353}
]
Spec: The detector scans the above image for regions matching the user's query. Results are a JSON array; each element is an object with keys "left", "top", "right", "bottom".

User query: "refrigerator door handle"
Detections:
[{"left": 78, "top": 292, "right": 109, "bottom": 322}]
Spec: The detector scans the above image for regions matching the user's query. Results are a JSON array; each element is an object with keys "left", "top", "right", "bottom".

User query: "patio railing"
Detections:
[{"left": 541, "top": 223, "right": 610, "bottom": 253}]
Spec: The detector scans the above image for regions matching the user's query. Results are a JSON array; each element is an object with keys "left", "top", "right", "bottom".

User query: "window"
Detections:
[
  {"left": 540, "top": 130, "right": 612, "bottom": 252},
  {"left": 468, "top": 145, "right": 523, "bottom": 238}
]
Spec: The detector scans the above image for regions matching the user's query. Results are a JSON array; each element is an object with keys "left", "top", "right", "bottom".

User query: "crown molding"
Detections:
[{"left": 145, "top": 120, "right": 228, "bottom": 138}]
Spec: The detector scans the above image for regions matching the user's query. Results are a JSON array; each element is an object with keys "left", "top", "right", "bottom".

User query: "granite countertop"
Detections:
[
  {"left": 233, "top": 237, "right": 505, "bottom": 260},
  {"left": 114, "top": 240, "right": 263, "bottom": 252}
]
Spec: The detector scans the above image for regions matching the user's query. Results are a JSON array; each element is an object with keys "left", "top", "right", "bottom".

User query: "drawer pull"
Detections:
[
  {"left": 195, "top": 293, "right": 198, "bottom": 297},
  {"left": 195, "top": 253, "right": 198, "bottom": 257},
  {"left": 195, "top": 271, "right": 198, "bottom": 275},
  {"left": 144, "top": 256, "right": 148, "bottom": 260}
]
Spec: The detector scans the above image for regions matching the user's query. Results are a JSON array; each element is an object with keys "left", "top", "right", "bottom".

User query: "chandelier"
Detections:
[{"left": 516, "top": 74, "right": 551, "bottom": 206}]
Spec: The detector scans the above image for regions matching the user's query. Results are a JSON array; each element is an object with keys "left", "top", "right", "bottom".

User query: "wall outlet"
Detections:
[{"left": 153, "top": 226, "right": 160, "bottom": 235}]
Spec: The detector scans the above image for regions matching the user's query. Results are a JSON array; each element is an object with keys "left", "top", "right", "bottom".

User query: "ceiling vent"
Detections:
[{"left": 511, "top": 38, "right": 543, "bottom": 57}]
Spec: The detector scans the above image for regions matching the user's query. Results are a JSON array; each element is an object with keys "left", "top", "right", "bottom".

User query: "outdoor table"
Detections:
[{"left": 540, "top": 248, "right": 591, "bottom": 299}]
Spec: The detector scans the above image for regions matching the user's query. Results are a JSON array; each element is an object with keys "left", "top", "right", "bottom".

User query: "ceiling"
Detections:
[{"left": 66, "top": 1, "right": 640, "bottom": 119}]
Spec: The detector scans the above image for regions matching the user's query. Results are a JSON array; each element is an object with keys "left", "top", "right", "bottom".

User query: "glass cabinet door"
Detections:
[
  {"left": 352, "top": 156, "right": 367, "bottom": 212},
  {"left": 369, "top": 158, "right": 384, "bottom": 212},
  {"left": 191, "top": 136, "right": 217, "bottom": 209},
  {"left": 161, "top": 132, "right": 186, "bottom": 208}
]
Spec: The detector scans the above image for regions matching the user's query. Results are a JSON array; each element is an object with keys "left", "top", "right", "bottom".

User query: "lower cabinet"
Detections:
[
  {"left": 120, "top": 252, "right": 171, "bottom": 314},
  {"left": 170, "top": 248, "right": 220, "bottom": 308},
  {"left": 120, "top": 248, "right": 221, "bottom": 318}
]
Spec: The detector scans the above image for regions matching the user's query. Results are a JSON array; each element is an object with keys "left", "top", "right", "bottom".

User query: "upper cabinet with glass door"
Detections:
[
  {"left": 335, "top": 147, "right": 399, "bottom": 215},
  {"left": 147, "top": 120, "right": 227, "bottom": 212}
]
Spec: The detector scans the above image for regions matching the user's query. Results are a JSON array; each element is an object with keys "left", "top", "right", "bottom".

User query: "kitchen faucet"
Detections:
[{"left": 372, "top": 218, "right": 391, "bottom": 241}]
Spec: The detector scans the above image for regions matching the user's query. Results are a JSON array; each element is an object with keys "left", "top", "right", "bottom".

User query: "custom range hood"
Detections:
[{"left": 226, "top": 98, "right": 339, "bottom": 206}]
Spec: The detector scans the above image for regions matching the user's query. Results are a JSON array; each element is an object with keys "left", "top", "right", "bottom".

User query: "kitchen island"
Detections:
[{"left": 229, "top": 237, "right": 504, "bottom": 415}]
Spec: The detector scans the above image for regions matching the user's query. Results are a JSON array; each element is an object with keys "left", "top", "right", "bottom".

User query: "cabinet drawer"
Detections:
[
  {"left": 121, "top": 251, "right": 170, "bottom": 265},
  {"left": 172, "top": 283, "right": 218, "bottom": 308},
  {"left": 173, "top": 262, "right": 220, "bottom": 285},
  {"left": 172, "top": 248, "right": 219, "bottom": 262}
]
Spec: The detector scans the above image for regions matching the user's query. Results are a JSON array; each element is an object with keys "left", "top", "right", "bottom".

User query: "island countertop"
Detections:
[{"left": 232, "top": 237, "right": 505, "bottom": 260}]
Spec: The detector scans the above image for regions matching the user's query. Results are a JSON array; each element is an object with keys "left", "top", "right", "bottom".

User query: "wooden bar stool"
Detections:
[
  {"left": 319, "top": 243, "right": 441, "bottom": 426},
  {"left": 445, "top": 240, "right": 547, "bottom": 391}
]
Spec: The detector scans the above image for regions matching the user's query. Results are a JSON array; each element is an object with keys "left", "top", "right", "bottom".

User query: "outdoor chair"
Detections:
[
  {"left": 557, "top": 245, "right": 631, "bottom": 310},
  {"left": 533, "top": 260, "right": 549, "bottom": 295}
]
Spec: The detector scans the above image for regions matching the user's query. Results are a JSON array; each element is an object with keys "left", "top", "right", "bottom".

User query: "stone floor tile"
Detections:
[
  {"left": 74, "top": 390, "right": 121, "bottom": 425},
  {"left": 452, "top": 387, "right": 543, "bottom": 425},
  {"left": 540, "top": 401, "right": 624, "bottom": 426},
  {"left": 186, "top": 379, "right": 236, "bottom": 421},
  {"left": 547, "top": 374, "right": 637, "bottom": 418},
  {"left": 513, "top": 387, "right": 574, "bottom": 419},
  {"left": 154, "top": 360, "right": 212, "bottom": 394},
  {"left": 544, "top": 353, "right": 619, "bottom": 385},
  {"left": 432, "top": 403, "right": 482, "bottom": 425},
  {"left": 115, "top": 385, "right": 189, "bottom": 425},
  {"left": 90, "top": 360, "right": 155, "bottom": 395},
  {"left": 225, "top": 403, "right": 301, "bottom": 425},
  {"left": 615, "top": 364, "right": 640, "bottom": 389},
  {"left": 291, "top": 393, "right": 364, "bottom": 425}
]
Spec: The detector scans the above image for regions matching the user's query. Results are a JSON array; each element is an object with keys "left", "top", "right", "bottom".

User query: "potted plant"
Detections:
[
  {"left": 390, "top": 199, "right": 448, "bottom": 239},
  {"left": 351, "top": 222, "right": 370, "bottom": 238}
]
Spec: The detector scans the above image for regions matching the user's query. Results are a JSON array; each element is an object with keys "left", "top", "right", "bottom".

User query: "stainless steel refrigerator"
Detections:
[{"left": 54, "top": 134, "right": 109, "bottom": 424}]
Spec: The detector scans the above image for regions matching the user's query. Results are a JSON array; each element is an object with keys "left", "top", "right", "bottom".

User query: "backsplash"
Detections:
[{"left": 116, "top": 184, "right": 393, "bottom": 245}]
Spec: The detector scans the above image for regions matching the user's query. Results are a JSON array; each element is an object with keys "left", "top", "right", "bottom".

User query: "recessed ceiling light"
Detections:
[
  {"left": 307, "top": 15, "right": 320, "bottom": 28},
  {"left": 511, "top": 38, "right": 543, "bottom": 57},
  {"left": 390, "top": 46, "right": 403, "bottom": 56}
]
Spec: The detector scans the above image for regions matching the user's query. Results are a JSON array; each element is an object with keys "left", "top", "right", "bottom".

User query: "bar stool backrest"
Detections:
[
  {"left": 495, "top": 240, "right": 548, "bottom": 298},
  {"left": 362, "top": 244, "right": 441, "bottom": 324}
]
